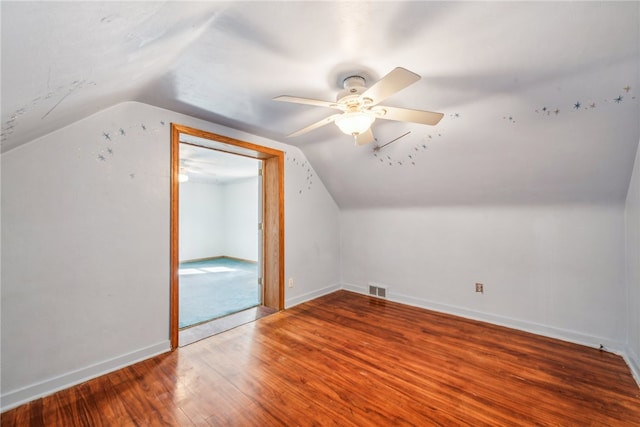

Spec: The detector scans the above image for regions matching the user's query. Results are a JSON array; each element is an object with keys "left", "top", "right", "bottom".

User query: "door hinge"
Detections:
[
  {"left": 258, "top": 277, "right": 263, "bottom": 286},
  {"left": 258, "top": 222, "right": 263, "bottom": 230}
]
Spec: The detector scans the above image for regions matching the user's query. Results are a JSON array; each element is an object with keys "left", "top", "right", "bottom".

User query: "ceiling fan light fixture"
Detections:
[
  {"left": 334, "top": 111, "right": 375, "bottom": 136},
  {"left": 275, "top": 67, "right": 442, "bottom": 143}
]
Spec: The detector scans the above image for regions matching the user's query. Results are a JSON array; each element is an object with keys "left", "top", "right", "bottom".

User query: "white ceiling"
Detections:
[
  {"left": 2, "top": 1, "right": 638, "bottom": 207},
  {"left": 180, "top": 135, "right": 260, "bottom": 184}
]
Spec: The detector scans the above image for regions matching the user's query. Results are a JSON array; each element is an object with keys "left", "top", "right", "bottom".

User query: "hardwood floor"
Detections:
[{"left": 3, "top": 290, "right": 640, "bottom": 426}]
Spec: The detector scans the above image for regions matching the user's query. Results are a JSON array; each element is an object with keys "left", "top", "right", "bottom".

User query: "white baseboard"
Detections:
[
  {"left": 1, "top": 341, "right": 171, "bottom": 412},
  {"left": 285, "top": 283, "right": 341, "bottom": 309},
  {"left": 623, "top": 346, "right": 640, "bottom": 387},
  {"left": 342, "top": 283, "right": 625, "bottom": 353}
]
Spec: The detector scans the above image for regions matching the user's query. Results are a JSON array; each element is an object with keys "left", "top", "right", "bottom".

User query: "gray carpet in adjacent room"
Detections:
[{"left": 179, "top": 257, "right": 260, "bottom": 329}]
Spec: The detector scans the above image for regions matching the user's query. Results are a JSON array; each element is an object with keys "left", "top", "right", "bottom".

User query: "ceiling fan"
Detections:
[{"left": 274, "top": 67, "right": 444, "bottom": 145}]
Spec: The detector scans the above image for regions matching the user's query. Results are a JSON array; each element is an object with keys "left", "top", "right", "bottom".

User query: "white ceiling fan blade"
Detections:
[
  {"left": 355, "top": 128, "right": 375, "bottom": 145},
  {"left": 361, "top": 67, "right": 421, "bottom": 106},
  {"left": 375, "top": 106, "right": 444, "bottom": 126},
  {"left": 288, "top": 114, "right": 341, "bottom": 137},
  {"left": 274, "top": 95, "right": 342, "bottom": 110}
]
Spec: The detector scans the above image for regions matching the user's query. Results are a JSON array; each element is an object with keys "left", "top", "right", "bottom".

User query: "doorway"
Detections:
[
  {"left": 178, "top": 144, "right": 262, "bottom": 329},
  {"left": 170, "top": 124, "right": 284, "bottom": 349}
]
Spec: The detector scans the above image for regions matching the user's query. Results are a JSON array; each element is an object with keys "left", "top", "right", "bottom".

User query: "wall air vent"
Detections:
[{"left": 368, "top": 283, "right": 388, "bottom": 298}]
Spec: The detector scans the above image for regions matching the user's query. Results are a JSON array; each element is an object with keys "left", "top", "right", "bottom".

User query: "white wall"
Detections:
[
  {"left": 1, "top": 101, "right": 341, "bottom": 410},
  {"left": 179, "top": 177, "right": 259, "bottom": 263},
  {"left": 625, "top": 139, "right": 640, "bottom": 384},
  {"left": 222, "top": 177, "right": 259, "bottom": 262},
  {"left": 1, "top": 103, "right": 171, "bottom": 408},
  {"left": 179, "top": 180, "right": 225, "bottom": 261},
  {"left": 284, "top": 151, "right": 342, "bottom": 307},
  {"left": 341, "top": 205, "right": 627, "bottom": 349}
]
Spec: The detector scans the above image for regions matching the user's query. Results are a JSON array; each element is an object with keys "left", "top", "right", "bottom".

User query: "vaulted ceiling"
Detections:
[{"left": 2, "top": 1, "right": 638, "bottom": 207}]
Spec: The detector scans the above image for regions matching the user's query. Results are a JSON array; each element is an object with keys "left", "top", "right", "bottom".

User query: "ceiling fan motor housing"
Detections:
[{"left": 337, "top": 75, "right": 368, "bottom": 107}]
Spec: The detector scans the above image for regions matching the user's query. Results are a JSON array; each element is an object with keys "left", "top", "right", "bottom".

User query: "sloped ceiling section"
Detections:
[{"left": 2, "top": 2, "right": 639, "bottom": 207}]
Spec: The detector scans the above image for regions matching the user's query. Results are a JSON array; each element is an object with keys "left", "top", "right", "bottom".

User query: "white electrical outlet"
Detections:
[{"left": 288, "top": 278, "right": 294, "bottom": 288}]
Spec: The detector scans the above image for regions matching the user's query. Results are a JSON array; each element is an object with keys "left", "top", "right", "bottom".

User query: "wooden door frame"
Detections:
[{"left": 170, "top": 124, "right": 284, "bottom": 350}]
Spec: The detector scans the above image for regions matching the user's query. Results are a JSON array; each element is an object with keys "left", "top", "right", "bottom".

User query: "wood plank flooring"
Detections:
[{"left": 3, "top": 290, "right": 640, "bottom": 426}]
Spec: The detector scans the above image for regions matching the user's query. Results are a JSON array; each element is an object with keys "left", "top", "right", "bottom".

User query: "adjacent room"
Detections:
[
  {"left": 1, "top": 1, "right": 639, "bottom": 425},
  {"left": 178, "top": 140, "right": 264, "bottom": 341}
]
